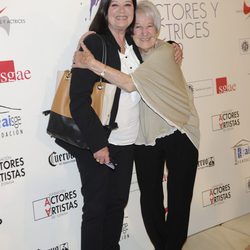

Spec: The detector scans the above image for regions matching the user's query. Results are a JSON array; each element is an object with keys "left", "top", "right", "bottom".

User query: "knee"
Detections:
[{"left": 82, "top": 200, "right": 106, "bottom": 221}]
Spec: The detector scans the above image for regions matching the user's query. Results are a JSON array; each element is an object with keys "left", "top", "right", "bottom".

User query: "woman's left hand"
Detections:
[{"left": 172, "top": 43, "right": 183, "bottom": 65}]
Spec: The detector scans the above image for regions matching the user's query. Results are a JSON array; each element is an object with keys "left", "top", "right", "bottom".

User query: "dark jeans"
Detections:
[
  {"left": 75, "top": 144, "right": 134, "bottom": 250},
  {"left": 135, "top": 130, "right": 198, "bottom": 250}
]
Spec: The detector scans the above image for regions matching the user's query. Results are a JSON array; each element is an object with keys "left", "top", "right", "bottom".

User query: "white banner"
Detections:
[{"left": 1, "top": 0, "right": 250, "bottom": 249}]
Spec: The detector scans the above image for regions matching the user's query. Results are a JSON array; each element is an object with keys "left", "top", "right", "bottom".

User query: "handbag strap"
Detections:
[{"left": 97, "top": 34, "right": 121, "bottom": 132}]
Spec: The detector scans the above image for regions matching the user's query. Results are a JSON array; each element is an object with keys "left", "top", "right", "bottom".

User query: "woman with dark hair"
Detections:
[{"left": 56, "top": 0, "right": 141, "bottom": 249}]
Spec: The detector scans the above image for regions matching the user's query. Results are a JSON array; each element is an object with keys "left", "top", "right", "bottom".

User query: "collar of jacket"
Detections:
[{"left": 101, "top": 27, "right": 143, "bottom": 63}]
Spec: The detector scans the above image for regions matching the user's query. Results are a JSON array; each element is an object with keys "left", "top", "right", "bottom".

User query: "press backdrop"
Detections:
[{"left": 0, "top": 0, "right": 250, "bottom": 249}]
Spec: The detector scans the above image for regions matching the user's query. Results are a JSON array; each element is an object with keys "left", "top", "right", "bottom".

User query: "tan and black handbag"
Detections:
[{"left": 44, "top": 35, "right": 120, "bottom": 149}]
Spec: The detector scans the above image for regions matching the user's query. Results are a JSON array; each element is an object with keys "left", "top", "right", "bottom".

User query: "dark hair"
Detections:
[{"left": 89, "top": 0, "right": 137, "bottom": 35}]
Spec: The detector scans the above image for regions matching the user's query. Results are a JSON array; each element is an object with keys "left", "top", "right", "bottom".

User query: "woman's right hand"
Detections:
[
  {"left": 72, "top": 31, "right": 96, "bottom": 68},
  {"left": 72, "top": 42, "right": 96, "bottom": 69}
]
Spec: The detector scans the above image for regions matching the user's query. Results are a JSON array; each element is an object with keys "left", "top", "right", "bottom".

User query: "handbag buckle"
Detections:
[
  {"left": 96, "top": 82, "right": 104, "bottom": 90},
  {"left": 65, "top": 71, "right": 72, "bottom": 80}
]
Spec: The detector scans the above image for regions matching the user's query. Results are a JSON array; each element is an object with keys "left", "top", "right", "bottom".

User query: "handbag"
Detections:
[{"left": 44, "top": 35, "right": 120, "bottom": 149}]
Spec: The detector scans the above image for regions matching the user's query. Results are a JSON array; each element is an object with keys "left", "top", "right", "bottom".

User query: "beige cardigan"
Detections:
[{"left": 131, "top": 41, "right": 200, "bottom": 149}]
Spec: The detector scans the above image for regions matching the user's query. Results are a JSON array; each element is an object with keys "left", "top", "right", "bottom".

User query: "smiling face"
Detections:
[
  {"left": 132, "top": 11, "right": 158, "bottom": 52},
  {"left": 107, "top": 0, "right": 134, "bottom": 33}
]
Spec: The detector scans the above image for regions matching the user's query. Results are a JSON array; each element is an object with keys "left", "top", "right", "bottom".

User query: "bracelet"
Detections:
[{"left": 100, "top": 65, "right": 107, "bottom": 77}]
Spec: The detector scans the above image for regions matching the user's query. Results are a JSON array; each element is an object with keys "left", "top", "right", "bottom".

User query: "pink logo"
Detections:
[
  {"left": 89, "top": 0, "right": 100, "bottom": 18},
  {"left": 0, "top": 7, "right": 6, "bottom": 14},
  {"left": 0, "top": 60, "right": 31, "bottom": 83},
  {"left": 0, "top": 7, "right": 10, "bottom": 35},
  {"left": 216, "top": 77, "right": 236, "bottom": 94},
  {"left": 244, "top": 1, "right": 250, "bottom": 15}
]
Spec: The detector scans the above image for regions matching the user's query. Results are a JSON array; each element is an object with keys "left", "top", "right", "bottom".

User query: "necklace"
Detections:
[{"left": 119, "top": 40, "right": 126, "bottom": 54}]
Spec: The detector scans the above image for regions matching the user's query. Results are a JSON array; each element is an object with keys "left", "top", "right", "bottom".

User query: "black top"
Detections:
[{"left": 57, "top": 29, "right": 142, "bottom": 155}]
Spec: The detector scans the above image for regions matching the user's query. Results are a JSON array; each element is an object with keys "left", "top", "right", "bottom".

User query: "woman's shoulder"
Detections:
[
  {"left": 84, "top": 33, "right": 104, "bottom": 46},
  {"left": 155, "top": 39, "right": 173, "bottom": 49},
  {"left": 83, "top": 33, "right": 106, "bottom": 60},
  {"left": 142, "top": 40, "right": 174, "bottom": 63},
  {"left": 153, "top": 40, "right": 174, "bottom": 56}
]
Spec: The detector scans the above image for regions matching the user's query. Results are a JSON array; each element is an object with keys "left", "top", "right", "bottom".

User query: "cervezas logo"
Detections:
[{"left": 0, "top": 60, "right": 31, "bottom": 83}]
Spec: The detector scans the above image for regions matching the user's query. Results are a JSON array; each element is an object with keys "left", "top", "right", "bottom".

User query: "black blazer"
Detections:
[{"left": 56, "top": 29, "right": 142, "bottom": 156}]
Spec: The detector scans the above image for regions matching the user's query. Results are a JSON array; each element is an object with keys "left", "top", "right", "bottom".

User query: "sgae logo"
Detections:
[
  {"left": 216, "top": 77, "right": 236, "bottom": 94},
  {"left": 244, "top": 0, "right": 250, "bottom": 15},
  {"left": 0, "top": 60, "right": 31, "bottom": 84}
]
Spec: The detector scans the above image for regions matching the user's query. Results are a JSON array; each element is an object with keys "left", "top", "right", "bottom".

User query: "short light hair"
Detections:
[{"left": 136, "top": 0, "right": 161, "bottom": 33}]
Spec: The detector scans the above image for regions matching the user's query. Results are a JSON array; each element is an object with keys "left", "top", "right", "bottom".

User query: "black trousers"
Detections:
[
  {"left": 74, "top": 144, "right": 134, "bottom": 250},
  {"left": 134, "top": 130, "right": 198, "bottom": 250}
]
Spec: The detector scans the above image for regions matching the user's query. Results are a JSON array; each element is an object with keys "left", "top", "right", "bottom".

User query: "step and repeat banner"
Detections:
[{"left": 1, "top": 0, "right": 250, "bottom": 249}]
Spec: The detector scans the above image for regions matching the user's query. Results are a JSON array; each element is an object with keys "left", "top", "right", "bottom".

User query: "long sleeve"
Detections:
[{"left": 70, "top": 34, "right": 108, "bottom": 153}]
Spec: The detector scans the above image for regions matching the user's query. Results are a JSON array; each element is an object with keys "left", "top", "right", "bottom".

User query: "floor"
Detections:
[{"left": 183, "top": 213, "right": 250, "bottom": 250}]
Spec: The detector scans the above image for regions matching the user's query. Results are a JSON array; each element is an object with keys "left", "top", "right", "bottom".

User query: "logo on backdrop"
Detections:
[
  {"left": 120, "top": 215, "right": 130, "bottom": 241},
  {"left": 37, "top": 242, "right": 69, "bottom": 250},
  {"left": 188, "top": 79, "right": 214, "bottom": 98},
  {"left": 239, "top": 38, "right": 250, "bottom": 54},
  {"left": 0, "top": 7, "right": 25, "bottom": 36},
  {"left": 232, "top": 139, "right": 250, "bottom": 165},
  {"left": 48, "top": 151, "right": 75, "bottom": 167},
  {"left": 89, "top": 0, "right": 100, "bottom": 18},
  {"left": 0, "top": 60, "right": 31, "bottom": 84},
  {"left": 32, "top": 189, "right": 78, "bottom": 221},
  {"left": 202, "top": 183, "right": 231, "bottom": 207},
  {"left": 0, "top": 105, "right": 24, "bottom": 139},
  {"left": 156, "top": 1, "right": 219, "bottom": 41},
  {"left": 211, "top": 110, "right": 240, "bottom": 131},
  {"left": 129, "top": 169, "right": 139, "bottom": 193},
  {"left": 243, "top": 0, "right": 250, "bottom": 15},
  {"left": 216, "top": 77, "right": 236, "bottom": 94},
  {"left": 0, "top": 156, "right": 25, "bottom": 186},
  {"left": 198, "top": 156, "right": 215, "bottom": 170},
  {"left": 246, "top": 177, "right": 250, "bottom": 192}
]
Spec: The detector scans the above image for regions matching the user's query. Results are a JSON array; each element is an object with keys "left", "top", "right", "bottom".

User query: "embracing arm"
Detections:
[
  {"left": 73, "top": 42, "right": 136, "bottom": 92},
  {"left": 73, "top": 38, "right": 183, "bottom": 92}
]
